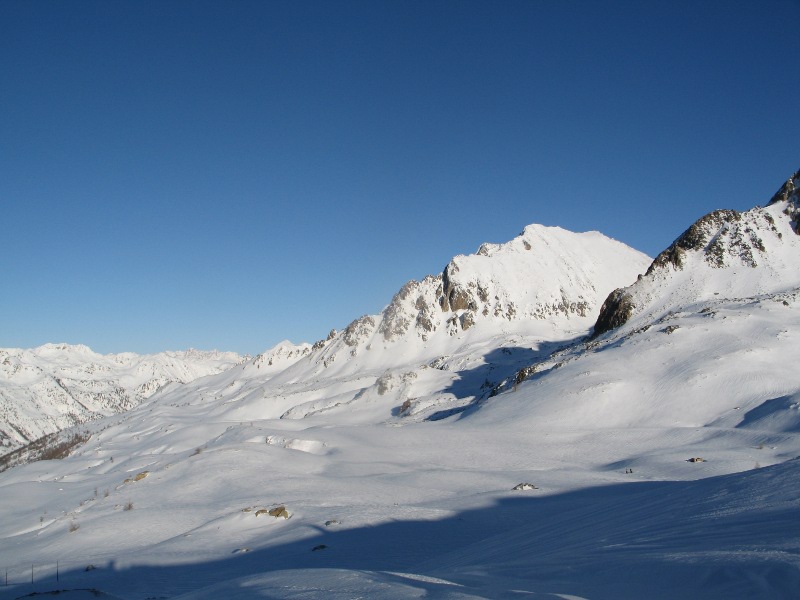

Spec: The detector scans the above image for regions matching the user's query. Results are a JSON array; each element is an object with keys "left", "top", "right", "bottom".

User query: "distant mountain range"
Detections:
[{"left": 0, "top": 345, "right": 247, "bottom": 454}]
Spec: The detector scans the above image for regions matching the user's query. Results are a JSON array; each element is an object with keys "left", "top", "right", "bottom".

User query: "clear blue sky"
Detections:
[{"left": 2, "top": 1, "right": 798, "bottom": 356}]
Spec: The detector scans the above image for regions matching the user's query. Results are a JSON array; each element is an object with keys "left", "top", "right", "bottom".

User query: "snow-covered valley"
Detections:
[{"left": 1, "top": 170, "right": 799, "bottom": 599}]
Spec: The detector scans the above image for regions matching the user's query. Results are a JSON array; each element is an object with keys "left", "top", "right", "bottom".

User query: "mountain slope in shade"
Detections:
[
  {"left": 0, "top": 344, "right": 247, "bottom": 455},
  {"left": 594, "top": 168, "right": 800, "bottom": 336}
]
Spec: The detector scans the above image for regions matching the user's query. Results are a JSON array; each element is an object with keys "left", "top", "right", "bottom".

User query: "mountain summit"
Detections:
[{"left": 293, "top": 224, "right": 651, "bottom": 379}]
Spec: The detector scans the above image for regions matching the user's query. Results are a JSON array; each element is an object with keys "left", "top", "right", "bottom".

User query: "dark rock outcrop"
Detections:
[
  {"left": 768, "top": 169, "right": 800, "bottom": 233},
  {"left": 592, "top": 288, "right": 635, "bottom": 338},
  {"left": 343, "top": 316, "right": 375, "bottom": 347},
  {"left": 440, "top": 263, "right": 475, "bottom": 312}
]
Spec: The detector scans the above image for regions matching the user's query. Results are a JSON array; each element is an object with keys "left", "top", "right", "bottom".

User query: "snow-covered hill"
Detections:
[
  {"left": 2, "top": 171, "right": 800, "bottom": 599},
  {"left": 0, "top": 344, "right": 248, "bottom": 455}
]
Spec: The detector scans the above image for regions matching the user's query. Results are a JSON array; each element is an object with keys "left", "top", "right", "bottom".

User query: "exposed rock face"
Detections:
[
  {"left": 311, "top": 329, "right": 337, "bottom": 351},
  {"left": 268, "top": 506, "right": 290, "bottom": 519},
  {"left": 768, "top": 168, "right": 800, "bottom": 233},
  {"left": 459, "top": 310, "right": 475, "bottom": 331},
  {"left": 379, "top": 281, "right": 426, "bottom": 341},
  {"left": 343, "top": 316, "right": 376, "bottom": 346},
  {"left": 593, "top": 168, "right": 800, "bottom": 337},
  {"left": 593, "top": 289, "right": 636, "bottom": 337},
  {"left": 440, "top": 263, "right": 476, "bottom": 312},
  {"left": 646, "top": 209, "right": 776, "bottom": 273},
  {"left": 648, "top": 210, "right": 742, "bottom": 271}
]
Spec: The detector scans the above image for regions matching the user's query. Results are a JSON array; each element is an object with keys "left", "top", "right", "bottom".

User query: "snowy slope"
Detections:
[
  {"left": 0, "top": 344, "right": 248, "bottom": 455},
  {"left": 98, "top": 226, "right": 651, "bottom": 434},
  {"left": 2, "top": 171, "right": 800, "bottom": 600},
  {"left": 0, "top": 375, "right": 798, "bottom": 599}
]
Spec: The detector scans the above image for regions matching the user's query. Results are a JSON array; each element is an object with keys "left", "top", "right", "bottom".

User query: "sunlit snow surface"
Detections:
[{"left": 2, "top": 219, "right": 800, "bottom": 599}]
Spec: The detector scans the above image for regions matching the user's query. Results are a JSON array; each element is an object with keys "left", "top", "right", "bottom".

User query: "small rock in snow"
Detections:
[{"left": 512, "top": 483, "right": 538, "bottom": 491}]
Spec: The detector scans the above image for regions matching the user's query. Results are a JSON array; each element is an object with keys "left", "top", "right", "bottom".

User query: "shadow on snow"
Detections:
[
  {"left": 425, "top": 337, "right": 584, "bottom": 422},
  {"left": 3, "top": 460, "right": 799, "bottom": 600}
]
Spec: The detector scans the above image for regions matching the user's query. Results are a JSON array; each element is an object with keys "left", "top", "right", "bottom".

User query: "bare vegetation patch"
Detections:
[{"left": 0, "top": 429, "right": 91, "bottom": 473}]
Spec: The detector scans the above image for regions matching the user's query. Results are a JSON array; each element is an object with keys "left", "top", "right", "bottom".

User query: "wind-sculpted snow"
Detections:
[
  {"left": 594, "top": 168, "right": 800, "bottom": 337},
  {"left": 0, "top": 344, "right": 246, "bottom": 455}
]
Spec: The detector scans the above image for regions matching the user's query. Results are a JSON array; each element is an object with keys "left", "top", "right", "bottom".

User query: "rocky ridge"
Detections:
[
  {"left": 302, "top": 224, "right": 651, "bottom": 374},
  {"left": 250, "top": 341, "right": 312, "bottom": 374},
  {"left": 594, "top": 169, "right": 800, "bottom": 337}
]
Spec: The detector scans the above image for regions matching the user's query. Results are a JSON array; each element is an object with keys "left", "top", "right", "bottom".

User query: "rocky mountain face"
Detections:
[
  {"left": 472, "top": 167, "right": 800, "bottom": 440},
  {"left": 0, "top": 344, "right": 246, "bottom": 455},
  {"left": 295, "top": 224, "right": 652, "bottom": 378},
  {"left": 594, "top": 169, "right": 800, "bottom": 337}
]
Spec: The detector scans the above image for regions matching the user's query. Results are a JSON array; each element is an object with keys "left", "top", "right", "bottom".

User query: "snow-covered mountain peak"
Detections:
[
  {"left": 439, "top": 226, "right": 649, "bottom": 319},
  {"left": 594, "top": 168, "right": 800, "bottom": 337},
  {"left": 34, "top": 342, "right": 92, "bottom": 352},
  {"left": 29, "top": 343, "right": 100, "bottom": 360},
  {"left": 472, "top": 223, "right": 560, "bottom": 257},
  {"left": 290, "top": 224, "right": 651, "bottom": 378}
]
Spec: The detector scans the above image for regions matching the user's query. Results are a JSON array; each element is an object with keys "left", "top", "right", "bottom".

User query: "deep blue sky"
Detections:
[{"left": 2, "top": 1, "right": 798, "bottom": 356}]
